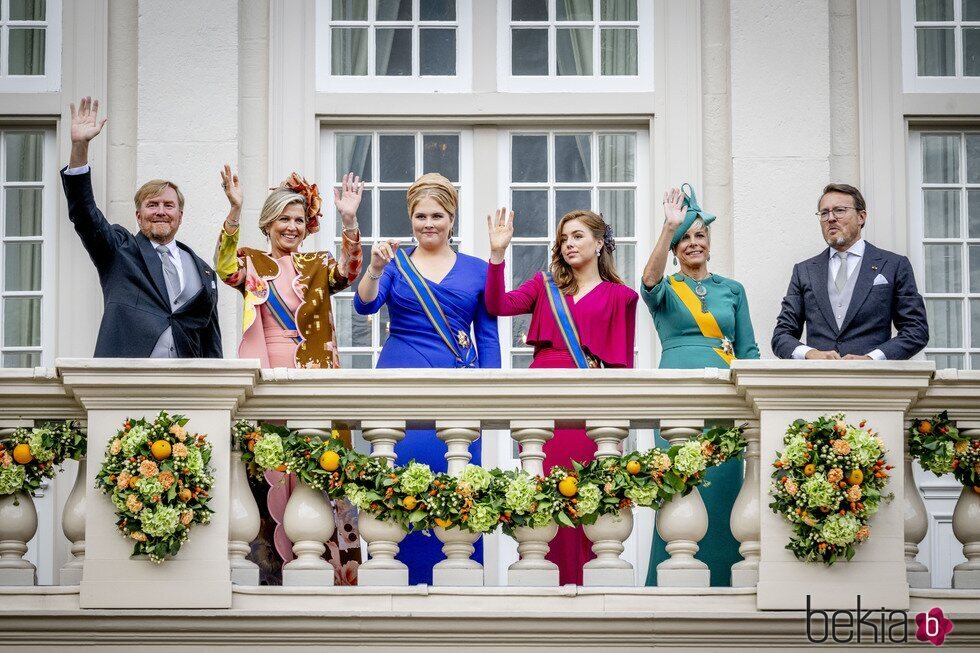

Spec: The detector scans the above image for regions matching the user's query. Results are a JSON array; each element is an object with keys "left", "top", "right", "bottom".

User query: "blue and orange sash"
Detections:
[
  {"left": 667, "top": 275, "right": 735, "bottom": 366},
  {"left": 265, "top": 281, "right": 302, "bottom": 345},
  {"left": 541, "top": 272, "right": 598, "bottom": 369},
  {"left": 394, "top": 248, "right": 477, "bottom": 368}
]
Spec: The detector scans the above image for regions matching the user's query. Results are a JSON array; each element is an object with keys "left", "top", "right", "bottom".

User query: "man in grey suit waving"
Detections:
[
  {"left": 61, "top": 97, "right": 222, "bottom": 358},
  {"left": 772, "top": 183, "right": 928, "bottom": 360}
]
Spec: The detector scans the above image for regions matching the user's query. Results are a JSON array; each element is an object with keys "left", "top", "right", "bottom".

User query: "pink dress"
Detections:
[{"left": 484, "top": 261, "right": 638, "bottom": 585}]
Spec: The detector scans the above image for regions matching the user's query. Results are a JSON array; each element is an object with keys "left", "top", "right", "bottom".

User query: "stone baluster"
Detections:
[
  {"left": 358, "top": 421, "right": 409, "bottom": 586},
  {"left": 730, "top": 420, "right": 761, "bottom": 587},
  {"left": 228, "top": 421, "right": 261, "bottom": 586},
  {"left": 281, "top": 427, "right": 335, "bottom": 586},
  {"left": 433, "top": 421, "right": 484, "bottom": 586},
  {"left": 656, "top": 420, "right": 710, "bottom": 587},
  {"left": 582, "top": 420, "right": 633, "bottom": 586},
  {"left": 903, "top": 419, "right": 931, "bottom": 588},
  {"left": 953, "top": 425, "right": 980, "bottom": 589},
  {"left": 0, "top": 424, "right": 36, "bottom": 586},
  {"left": 60, "top": 455, "right": 87, "bottom": 585},
  {"left": 507, "top": 421, "right": 559, "bottom": 587}
]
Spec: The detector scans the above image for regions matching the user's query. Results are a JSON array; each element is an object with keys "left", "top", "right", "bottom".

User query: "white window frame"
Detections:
[
  {"left": 0, "top": 127, "right": 56, "bottom": 368},
  {"left": 316, "top": 0, "right": 472, "bottom": 93},
  {"left": 497, "top": 0, "right": 653, "bottom": 93},
  {"left": 0, "top": 0, "right": 61, "bottom": 92},
  {"left": 901, "top": 0, "right": 980, "bottom": 92}
]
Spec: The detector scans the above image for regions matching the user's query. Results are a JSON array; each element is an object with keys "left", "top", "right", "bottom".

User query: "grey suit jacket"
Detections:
[{"left": 771, "top": 242, "right": 928, "bottom": 360}]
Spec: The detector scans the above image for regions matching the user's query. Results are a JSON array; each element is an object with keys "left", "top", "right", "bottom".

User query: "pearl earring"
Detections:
[{"left": 596, "top": 248, "right": 601, "bottom": 256}]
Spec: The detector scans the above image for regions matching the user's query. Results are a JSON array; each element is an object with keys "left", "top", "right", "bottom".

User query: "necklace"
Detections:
[{"left": 690, "top": 273, "right": 711, "bottom": 312}]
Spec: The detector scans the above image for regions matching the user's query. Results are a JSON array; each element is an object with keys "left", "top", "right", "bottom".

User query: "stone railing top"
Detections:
[{"left": 914, "top": 367, "right": 980, "bottom": 425}]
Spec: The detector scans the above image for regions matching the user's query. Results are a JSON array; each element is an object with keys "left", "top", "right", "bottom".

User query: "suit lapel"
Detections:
[
  {"left": 137, "top": 233, "right": 170, "bottom": 305},
  {"left": 809, "top": 250, "right": 839, "bottom": 335},
  {"left": 175, "top": 242, "right": 214, "bottom": 309},
  {"left": 839, "top": 242, "right": 883, "bottom": 334}
]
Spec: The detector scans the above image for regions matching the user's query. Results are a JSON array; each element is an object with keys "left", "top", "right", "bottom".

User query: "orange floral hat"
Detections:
[{"left": 276, "top": 172, "right": 322, "bottom": 234}]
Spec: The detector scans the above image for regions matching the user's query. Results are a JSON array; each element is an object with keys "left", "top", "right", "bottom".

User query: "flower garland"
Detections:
[
  {"left": 96, "top": 412, "right": 214, "bottom": 563},
  {"left": 234, "top": 420, "right": 746, "bottom": 535},
  {"left": 769, "top": 414, "right": 893, "bottom": 565},
  {"left": 0, "top": 421, "right": 86, "bottom": 499},
  {"left": 909, "top": 411, "right": 980, "bottom": 492}
]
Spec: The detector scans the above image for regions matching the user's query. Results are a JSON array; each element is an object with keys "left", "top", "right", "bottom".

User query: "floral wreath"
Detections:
[
  {"left": 769, "top": 414, "right": 893, "bottom": 565},
  {"left": 0, "top": 421, "right": 86, "bottom": 500},
  {"left": 909, "top": 411, "right": 979, "bottom": 492},
  {"left": 234, "top": 420, "right": 746, "bottom": 535},
  {"left": 96, "top": 412, "right": 214, "bottom": 563},
  {"left": 276, "top": 172, "right": 322, "bottom": 234}
]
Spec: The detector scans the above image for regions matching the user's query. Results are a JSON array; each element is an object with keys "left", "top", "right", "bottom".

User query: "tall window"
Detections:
[
  {"left": 0, "top": 0, "right": 60, "bottom": 91},
  {"left": 912, "top": 0, "right": 980, "bottom": 77},
  {"left": 323, "top": 129, "right": 468, "bottom": 367}
]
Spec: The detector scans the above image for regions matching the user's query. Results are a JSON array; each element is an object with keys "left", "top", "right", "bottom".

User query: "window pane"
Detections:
[
  {"left": 598, "top": 189, "right": 635, "bottom": 237},
  {"left": 334, "top": 296, "right": 372, "bottom": 347},
  {"left": 4, "top": 243, "right": 41, "bottom": 291},
  {"left": 926, "top": 298, "right": 963, "bottom": 347},
  {"left": 377, "top": 0, "right": 412, "bottom": 21},
  {"left": 965, "top": 29, "right": 980, "bottom": 76},
  {"left": 420, "top": 28, "right": 456, "bottom": 75},
  {"left": 601, "top": 0, "right": 637, "bottom": 21},
  {"left": 3, "top": 297, "right": 40, "bottom": 347},
  {"left": 555, "top": 188, "right": 591, "bottom": 222},
  {"left": 5, "top": 133, "right": 43, "bottom": 182},
  {"left": 335, "top": 191, "right": 373, "bottom": 237},
  {"left": 917, "top": 28, "right": 955, "bottom": 76},
  {"left": 926, "top": 352, "right": 964, "bottom": 369},
  {"left": 422, "top": 134, "right": 459, "bottom": 181},
  {"left": 971, "top": 245, "right": 980, "bottom": 292},
  {"left": 613, "top": 242, "right": 635, "bottom": 287},
  {"left": 332, "top": 28, "right": 368, "bottom": 75},
  {"left": 973, "top": 353, "right": 980, "bottom": 369},
  {"left": 512, "top": 190, "right": 549, "bottom": 237},
  {"left": 923, "top": 189, "right": 960, "bottom": 238},
  {"left": 512, "top": 0, "right": 548, "bottom": 21},
  {"left": 336, "top": 134, "right": 373, "bottom": 182},
  {"left": 332, "top": 0, "right": 368, "bottom": 20},
  {"left": 420, "top": 0, "right": 455, "bottom": 21},
  {"left": 970, "top": 189, "right": 980, "bottom": 238},
  {"left": 511, "top": 353, "right": 534, "bottom": 368},
  {"left": 512, "top": 29, "right": 548, "bottom": 75},
  {"left": 601, "top": 28, "right": 637, "bottom": 75},
  {"left": 511, "top": 135, "right": 548, "bottom": 182},
  {"left": 512, "top": 244, "right": 549, "bottom": 286},
  {"left": 380, "top": 304, "right": 390, "bottom": 345},
  {"left": 598, "top": 133, "right": 635, "bottom": 182},
  {"left": 557, "top": 0, "right": 593, "bottom": 21},
  {"left": 5, "top": 188, "right": 42, "bottom": 237},
  {"left": 922, "top": 134, "right": 960, "bottom": 183},
  {"left": 554, "top": 134, "right": 591, "bottom": 182},
  {"left": 968, "top": 134, "right": 980, "bottom": 182},
  {"left": 351, "top": 244, "right": 373, "bottom": 285},
  {"left": 966, "top": 0, "right": 980, "bottom": 20},
  {"left": 7, "top": 29, "right": 45, "bottom": 76},
  {"left": 379, "top": 189, "right": 412, "bottom": 236},
  {"left": 340, "top": 353, "right": 374, "bottom": 369},
  {"left": 3, "top": 352, "right": 39, "bottom": 368},
  {"left": 973, "top": 299, "right": 980, "bottom": 347},
  {"left": 379, "top": 135, "right": 416, "bottom": 182},
  {"left": 512, "top": 313, "right": 532, "bottom": 348},
  {"left": 916, "top": 0, "right": 953, "bottom": 21},
  {"left": 925, "top": 243, "right": 963, "bottom": 292},
  {"left": 557, "top": 28, "right": 593, "bottom": 75},
  {"left": 376, "top": 28, "right": 412, "bottom": 75}
]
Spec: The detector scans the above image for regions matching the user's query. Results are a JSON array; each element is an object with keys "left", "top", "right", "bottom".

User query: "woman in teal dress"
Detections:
[{"left": 640, "top": 184, "right": 760, "bottom": 586}]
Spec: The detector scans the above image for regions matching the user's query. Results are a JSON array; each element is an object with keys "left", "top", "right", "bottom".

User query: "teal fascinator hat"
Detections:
[{"left": 669, "top": 183, "right": 716, "bottom": 250}]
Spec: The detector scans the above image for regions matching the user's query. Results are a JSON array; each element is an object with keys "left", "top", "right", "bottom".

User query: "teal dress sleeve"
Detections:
[
  {"left": 732, "top": 281, "right": 761, "bottom": 360},
  {"left": 640, "top": 275, "right": 669, "bottom": 315}
]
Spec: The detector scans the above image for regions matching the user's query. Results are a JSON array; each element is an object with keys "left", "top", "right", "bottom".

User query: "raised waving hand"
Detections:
[{"left": 487, "top": 206, "right": 515, "bottom": 264}]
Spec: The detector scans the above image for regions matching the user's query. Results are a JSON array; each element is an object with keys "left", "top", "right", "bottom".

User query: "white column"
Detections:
[
  {"left": 507, "top": 421, "right": 559, "bottom": 587},
  {"left": 228, "top": 442, "right": 261, "bottom": 586},
  {"left": 0, "top": 490, "right": 38, "bottom": 586},
  {"left": 281, "top": 427, "right": 335, "bottom": 586},
  {"left": 582, "top": 421, "right": 633, "bottom": 586},
  {"left": 953, "top": 426, "right": 980, "bottom": 589},
  {"left": 656, "top": 420, "right": 710, "bottom": 587},
  {"left": 903, "top": 420, "right": 931, "bottom": 589},
  {"left": 730, "top": 420, "right": 761, "bottom": 587},
  {"left": 358, "top": 421, "right": 408, "bottom": 586},
  {"left": 432, "top": 421, "right": 483, "bottom": 586},
  {"left": 60, "top": 456, "right": 87, "bottom": 585}
]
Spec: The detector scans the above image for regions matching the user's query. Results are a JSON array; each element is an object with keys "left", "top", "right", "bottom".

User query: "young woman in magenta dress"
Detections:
[
  {"left": 354, "top": 173, "right": 501, "bottom": 584},
  {"left": 484, "top": 207, "right": 638, "bottom": 585}
]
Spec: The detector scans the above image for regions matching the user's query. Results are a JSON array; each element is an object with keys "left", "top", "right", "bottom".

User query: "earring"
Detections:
[
  {"left": 596, "top": 248, "right": 601, "bottom": 256},
  {"left": 411, "top": 235, "right": 416, "bottom": 244},
  {"left": 449, "top": 235, "right": 454, "bottom": 245},
  {"left": 707, "top": 254, "right": 711, "bottom": 262},
  {"left": 672, "top": 255, "right": 678, "bottom": 266}
]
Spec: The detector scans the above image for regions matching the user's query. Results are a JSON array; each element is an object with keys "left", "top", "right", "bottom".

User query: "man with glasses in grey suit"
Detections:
[
  {"left": 60, "top": 97, "right": 222, "bottom": 359},
  {"left": 772, "top": 183, "right": 928, "bottom": 361}
]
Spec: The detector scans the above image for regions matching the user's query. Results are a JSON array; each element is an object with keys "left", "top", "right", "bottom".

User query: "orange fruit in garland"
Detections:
[
  {"left": 402, "top": 496, "right": 418, "bottom": 510},
  {"left": 434, "top": 517, "right": 453, "bottom": 528},
  {"left": 918, "top": 421, "right": 932, "bottom": 434},
  {"left": 804, "top": 464, "right": 816, "bottom": 476},
  {"left": 129, "top": 476, "right": 140, "bottom": 489},
  {"left": 319, "top": 450, "right": 340, "bottom": 472},
  {"left": 558, "top": 476, "right": 578, "bottom": 497},
  {"left": 12, "top": 444, "right": 33, "bottom": 465},
  {"left": 846, "top": 469, "right": 864, "bottom": 485},
  {"left": 626, "top": 460, "right": 642, "bottom": 475},
  {"left": 150, "top": 440, "right": 172, "bottom": 460}
]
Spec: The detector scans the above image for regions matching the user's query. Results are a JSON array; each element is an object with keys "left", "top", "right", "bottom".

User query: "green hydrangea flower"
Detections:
[
  {"left": 457, "top": 464, "right": 492, "bottom": 493},
  {"left": 253, "top": 434, "right": 284, "bottom": 470},
  {"left": 504, "top": 474, "right": 536, "bottom": 513},
  {"left": 576, "top": 482, "right": 601, "bottom": 516},
  {"left": 184, "top": 446, "right": 204, "bottom": 475},
  {"left": 0, "top": 464, "right": 26, "bottom": 495},
  {"left": 782, "top": 435, "right": 810, "bottom": 466},
  {"left": 136, "top": 475, "right": 165, "bottom": 499},
  {"left": 111, "top": 491, "right": 129, "bottom": 513},
  {"left": 844, "top": 427, "right": 881, "bottom": 467},
  {"left": 139, "top": 505, "right": 181, "bottom": 537},
  {"left": 820, "top": 513, "right": 860, "bottom": 546},
  {"left": 344, "top": 484, "right": 372, "bottom": 510},
  {"left": 801, "top": 475, "right": 838, "bottom": 509},
  {"left": 530, "top": 508, "right": 553, "bottom": 529},
  {"left": 625, "top": 485, "right": 659, "bottom": 507},
  {"left": 923, "top": 441, "right": 955, "bottom": 475},
  {"left": 27, "top": 430, "right": 54, "bottom": 463},
  {"left": 399, "top": 463, "right": 434, "bottom": 496},
  {"left": 673, "top": 441, "right": 708, "bottom": 476},
  {"left": 121, "top": 425, "right": 150, "bottom": 458},
  {"left": 467, "top": 503, "right": 500, "bottom": 533}
]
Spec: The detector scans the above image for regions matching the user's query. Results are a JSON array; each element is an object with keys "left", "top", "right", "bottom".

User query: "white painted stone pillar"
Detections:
[
  {"left": 953, "top": 425, "right": 980, "bottom": 589},
  {"left": 228, "top": 430, "right": 261, "bottom": 586},
  {"left": 582, "top": 421, "right": 633, "bottom": 586},
  {"left": 730, "top": 420, "right": 761, "bottom": 587},
  {"left": 507, "top": 421, "right": 559, "bottom": 587},
  {"left": 433, "top": 421, "right": 483, "bottom": 586},
  {"left": 903, "top": 420, "right": 931, "bottom": 589},
  {"left": 358, "top": 421, "right": 408, "bottom": 586},
  {"left": 656, "top": 419, "right": 710, "bottom": 587},
  {"left": 0, "top": 490, "right": 37, "bottom": 586},
  {"left": 281, "top": 427, "right": 335, "bottom": 586},
  {"left": 60, "top": 456, "right": 88, "bottom": 585}
]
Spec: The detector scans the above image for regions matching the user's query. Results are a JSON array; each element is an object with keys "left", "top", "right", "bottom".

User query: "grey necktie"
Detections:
[
  {"left": 156, "top": 245, "right": 181, "bottom": 306},
  {"left": 834, "top": 251, "right": 849, "bottom": 292}
]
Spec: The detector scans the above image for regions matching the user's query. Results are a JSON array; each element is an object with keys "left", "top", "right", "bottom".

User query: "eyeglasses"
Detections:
[{"left": 815, "top": 206, "right": 856, "bottom": 221}]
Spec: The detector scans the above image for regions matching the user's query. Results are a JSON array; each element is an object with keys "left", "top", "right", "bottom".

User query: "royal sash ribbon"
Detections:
[
  {"left": 265, "top": 281, "right": 302, "bottom": 345},
  {"left": 394, "top": 248, "right": 477, "bottom": 368},
  {"left": 668, "top": 275, "right": 734, "bottom": 366},
  {"left": 541, "top": 272, "right": 595, "bottom": 369}
]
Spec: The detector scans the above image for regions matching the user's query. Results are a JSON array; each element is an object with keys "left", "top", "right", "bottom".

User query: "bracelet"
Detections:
[
  {"left": 342, "top": 223, "right": 359, "bottom": 233},
  {"left": 367, "top": 269, "right": 383, "bottom": 280}
]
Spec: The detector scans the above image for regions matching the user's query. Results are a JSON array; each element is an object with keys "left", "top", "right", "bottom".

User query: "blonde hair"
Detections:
[
  {"left": 550, "top": 210, "right": 625, "bottom": 295},
  {"left": 134, "top": 180, "right": 185, "bottom": 212},
  {"left": 258, "top": 188, "right": 306, "bottom": 236},
  {"left": 406, "top": 173, "right": 458, "bottom": 217}
]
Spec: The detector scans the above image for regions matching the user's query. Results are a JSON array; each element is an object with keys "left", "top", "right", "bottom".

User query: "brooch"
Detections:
[
  {"left": 456, "top": 329, "right": 471, "bottom": 349},
  {"left": 721, "top": 336, "right": 734, "bottom": 356}
]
